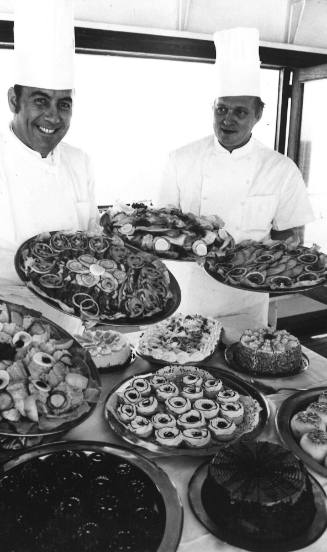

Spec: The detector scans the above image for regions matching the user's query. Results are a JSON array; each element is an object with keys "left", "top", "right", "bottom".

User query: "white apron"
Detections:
[{"left": 163, "top": 139, "right": 269, "bottom": 336}]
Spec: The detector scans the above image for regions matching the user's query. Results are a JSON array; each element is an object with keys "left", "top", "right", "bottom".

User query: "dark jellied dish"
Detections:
[
  {"left": 0, "top": 449, "right": 166, "bottom": 552},
  {"left": 201, "top": 440, "right": 316, "bottom": 542}
]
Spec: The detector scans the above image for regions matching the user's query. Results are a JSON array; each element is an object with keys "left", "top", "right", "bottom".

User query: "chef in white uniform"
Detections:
[
  {"left": 156, "top": 28, "right": 314, "bottom": 338},
  {"left": 0, "top": 0, "right": 99, "bottom": 281}
]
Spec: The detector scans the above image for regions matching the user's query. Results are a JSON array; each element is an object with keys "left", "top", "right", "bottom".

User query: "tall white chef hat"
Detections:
[
  {"left": 213, "top": 27, "right": 261, "bottom": 97},
  {"left": 14, "top": 0, "right": 75, "bottom": 90}
]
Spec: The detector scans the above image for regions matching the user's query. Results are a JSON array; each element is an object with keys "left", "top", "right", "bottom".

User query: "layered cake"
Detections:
[
  {"left": 202, "top": 440, "right": 316, "bottom": 542},
  {"left": 233, "top": 328, "right": 302, "bottom": 376},
  {"left": 77, "top": 329, "right": 131, "bottom": 368}
]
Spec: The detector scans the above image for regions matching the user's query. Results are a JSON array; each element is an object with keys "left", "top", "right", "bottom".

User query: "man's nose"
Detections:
[
  {"left": 44, "top": 105, "right": 60, "bottom": 123},
  {"left": 223, "top": 110, "right": 235, "bottom": 125}
]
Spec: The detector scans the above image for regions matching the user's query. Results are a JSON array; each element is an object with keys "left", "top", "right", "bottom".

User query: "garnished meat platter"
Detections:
[
  {"left": 100, "top": 203, "right": 233, "bottom": 261},
  {"left": 0, "top": 300, "right": 100, "bottom": 437},
  {"left": 204, "top": 239, "right": 327, "bottom": 294},
  {"left": 0, "top": 440, "right": 183, "bottom": 552},
  {"left": 105, "top": 365, "right": 269, "bottom": 456},
  {"left": 15, "top": 231, "right": 181, "bottom": 326}
]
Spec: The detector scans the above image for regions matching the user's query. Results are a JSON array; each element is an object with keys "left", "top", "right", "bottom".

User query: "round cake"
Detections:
[
  {"left": 233, "top": 328, "right": 302, "bottom": 376},
  {"left": 77, "top": 329, "right": 131, "bottom": 368},
  {"left": 202, "top": 440, "right": 316, "bottom": 542}
]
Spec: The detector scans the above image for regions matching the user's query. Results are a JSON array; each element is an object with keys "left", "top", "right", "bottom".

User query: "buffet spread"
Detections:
[{"left": 1, "top": 223, "right": 327, "bottom": 552}]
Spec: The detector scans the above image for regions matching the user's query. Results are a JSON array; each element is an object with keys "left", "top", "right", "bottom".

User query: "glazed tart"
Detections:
[
  {"left": 117, "top": 403, "right": 137, "bottom": 423},
  {"left": 177, "top": 409, "right": 205, "bottom": 429},
  {"left": 136, "top": 396, "right": 159, "bottom": 416},
  {"left": 156, "top": 383, "right": 179, "bottom": 402},
  {"left": 182, "top": 427, "right": 211, "bottom": 448},
  {"left": 217, "top": 389, "right": 240, "bottom": 403},
  {"left": 193, "top": 398, "right": 219, "bottom": 419},
  {"left": 203, "top": 378, "right": 223, "bottom": 398},
  {"left": 165, "top": 396, "right": 191, "bottom": 415},
  {"left": 219, "top": 401, "right": 244, "bottom": 425},
  {"left": 128, "top": 416, "right": 153, "bottom": 438},
  {"left": 151, "top": 412, "right": 177, "bottom": 429}
]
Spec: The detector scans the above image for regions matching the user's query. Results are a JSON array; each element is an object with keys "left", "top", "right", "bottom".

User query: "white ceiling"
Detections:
[{"left": 0, "top": 0, "right": 326, "bottom": 50}]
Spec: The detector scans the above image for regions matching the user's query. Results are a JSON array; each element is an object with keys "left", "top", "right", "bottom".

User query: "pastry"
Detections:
[
  {"left": 177, "top": 409, "right": 205, "bottom": 429},
  {"left": 300, "top": 429, "right": 327, "bottom": 462},
  {"left": 203, "top": 378, "right": 223, "bottom": 398},
  {"left": 290, "top": 410, "right": 325, "bottom": 438},
  {"left": 128, "top": 416, "right": 153, "bottom": 438},
  {"left": 181, "top": 385, "right": 203, "bottom": 402},
  {"left": 136, "top": 396, "right": 158, "bottom": 416},
  {"left": 193, "top": 398, "right": 219, "bottom": 419},
  {"left": 217, "top": 389, "right": 240, "bottom": 403},
  {"left": 182, "top": 427, "right": 211, "bottom": 447},
  {"left": 165, "top": 396, "right": 191, "bottom": 415},
  {"left": 155, "top": 426, "right": 182, "bottom": 447},
  {"left": 219, "top": 401, "right": 244, "bottom": 425},
  {"left": 156, "top": 383, "right": 179, "bottom": 402},
  {"left": 208, "top": 417, "right": 237, "bottom": 441},
  {"left": 151, "top": 412, "right": 177, "bottom": 429}
]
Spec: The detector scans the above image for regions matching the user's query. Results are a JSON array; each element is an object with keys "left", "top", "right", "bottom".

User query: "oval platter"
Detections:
[
  {"left": 276, "top": 387, "right": 327, "bottom": 477},
  {"left": 104, "top": 366, "right": 269, "bottom": 457},
  {"left": 204, "top": 241, "right": 327, "bottom": 296},
  {"left": 0, "top": 440, "right": 183, "bottom": 552},
  {"left": 14, "top": 231, "right": 181, "bottom": 326},
  {"left": 188, "top": 460, "right": 327, "bottom": 552},
  {"left": 0, "top": 300, "right": 101, "bottom": 437}
]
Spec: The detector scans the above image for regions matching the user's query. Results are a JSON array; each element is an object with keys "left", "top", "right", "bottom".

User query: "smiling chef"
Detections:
[
  {"left": 156, "top": 27, "right": 314, "bottom": 338},
  {"left": 0, "top": 0, "right": 98, "bottom": 280}
]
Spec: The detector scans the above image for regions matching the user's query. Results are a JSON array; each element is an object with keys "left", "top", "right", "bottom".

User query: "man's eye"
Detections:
[
  {"left": 236, "top": 109, "right": 248, "bottom": 118},
  {"left": 59, "top": 102, "right": 72, "bottom": 111},
  {"left": 216, "top": 107, "right": 227, "bottom": 114},
  {"left": 34, "top": 98, "right": 47, "bottom": 106}
]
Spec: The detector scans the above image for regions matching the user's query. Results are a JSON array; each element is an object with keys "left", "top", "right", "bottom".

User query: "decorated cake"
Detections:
[
  {"left": 75, "top": 329, "right": 131, "bottom": 369},
  {"left": 202, "top": 440, "right": 316, "bottom": 542},
  {"left": 233, "top": 328, "right": 302, "bottom": 376}
]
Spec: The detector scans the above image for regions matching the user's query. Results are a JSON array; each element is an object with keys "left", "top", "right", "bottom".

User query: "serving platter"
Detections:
[
  {"left": 225, "top": 343, "right": 309, "bottom": 378},
  {"left": 188, "top": 461, "right": 327, "bottom": 552},
  {"left": 0, "top": 300, "right": 101, "bottom": 437},
  {"left": 276, "top": 387, "right": 327, "bottom": 477},
  {"left": 100, "top": 203, "right": 232, "bottom": 261},
  {"left": 204, "top": 240, "right": 327, "bottom": 295},
  {"left": 105, "top": 366, "right": 269, "bottom": 457},
  {"left": 0, "top": 440, "right": 183, "bottom": 552},
  {"left": 15, "top": 231, "right": 181, "bottom": 326}
]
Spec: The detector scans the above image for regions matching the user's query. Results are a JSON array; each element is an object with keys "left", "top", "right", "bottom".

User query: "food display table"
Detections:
[
  {"left": 1, "top": 280, "right": 327, "bottom": 551},
  {"left": 63, "top": 341, "right": 327, "bottom": 552}
]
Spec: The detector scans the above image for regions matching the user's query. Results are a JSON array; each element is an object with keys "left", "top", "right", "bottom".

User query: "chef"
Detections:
[
  {"left": 156, "top": 27, "right": 314, "bottom": 337},
  {"left": 0, "top": 0, "right": 99, "bottom": 281}
]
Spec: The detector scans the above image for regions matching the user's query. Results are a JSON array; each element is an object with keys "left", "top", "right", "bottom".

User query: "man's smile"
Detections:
[{"left": 37, "top": 126, "right": 56, "bottom": 135}]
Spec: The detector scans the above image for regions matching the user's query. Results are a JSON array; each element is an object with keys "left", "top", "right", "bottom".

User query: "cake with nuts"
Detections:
[
  {"left": 233, "top": 328, "right": 302, "bottom": 376},
  {"left": 76, "top": 329, "right": 131, "bottom": 369}
]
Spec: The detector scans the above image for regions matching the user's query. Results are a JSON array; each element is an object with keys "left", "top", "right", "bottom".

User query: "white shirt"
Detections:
[
  {"left": 0, "top": 126, "right": 99, "bottom": 281},
  {"left": 157, "top": 135, "right": 314, "bottom": 243},
  {"left": 155, "top": 135, "right": 314, "bottom": 332}
]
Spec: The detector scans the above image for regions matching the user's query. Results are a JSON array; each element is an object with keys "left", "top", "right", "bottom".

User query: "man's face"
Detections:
[
  {"left": 9, "top": 86, "right": 73, "bottom": 157},
  {"left": 213, "top": 96, "right": 261, "bottom": 152}
]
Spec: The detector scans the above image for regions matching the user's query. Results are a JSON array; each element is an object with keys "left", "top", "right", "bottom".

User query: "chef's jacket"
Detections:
[
  {"left": 0, "top": 125, "right": 99, "bottom": 282},
  {"left": 156, "top": 135, "right": 314, "bottom": 333}
]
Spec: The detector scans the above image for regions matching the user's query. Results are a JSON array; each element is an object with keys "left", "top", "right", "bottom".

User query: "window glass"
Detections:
[{"left": 0, "top": 49, "right": 279, "bottom": 206}]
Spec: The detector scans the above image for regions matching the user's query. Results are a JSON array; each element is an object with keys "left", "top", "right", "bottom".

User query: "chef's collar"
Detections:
[
  {"left": 8, "top": 123, "right": 60, "bottom": 165},
  {"left": 213, "top": 134, "right": 255, "bottom": 157}
]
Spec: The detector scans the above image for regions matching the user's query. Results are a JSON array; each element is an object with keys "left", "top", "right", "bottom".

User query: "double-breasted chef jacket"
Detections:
[
  {"left": 0, "top": 125, "right": 99, "bottom": 282},
  {"left": 156, "top": 135, "right": 314, "bottom": 332}
]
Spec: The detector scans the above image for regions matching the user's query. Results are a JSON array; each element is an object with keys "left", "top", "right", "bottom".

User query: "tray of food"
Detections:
[
  {"left": 0, "top": 440, "right": 183, "bottom": 552},
  {"left": 74, "top": 327, "right": 136, "bottom": 372},
  {"left": 224, "top": 328, "right": 309, "bottom": 378},
  {"left": 15, "top": 231, "right": 181, "bottom": 325},
  {"left": 188, "top": 440, "right": 327, "bottom": 552},
  {"left": 0, "top": 301, "right": 101, "bottom": 437},
  {"left": 136, "top": 313, "right": 222, "bottom": 365},
  {"left": 276, "top": 387, "right": 327, "bottom": 477},
  {"left": 105, "top": 365, "right": 268, "bottom": 456},
  {"left": 100, "top": 203, "right": 233, "bottom": 260},
  {"left": 204, "top": 239, "right": 327, "bottom": 294}
]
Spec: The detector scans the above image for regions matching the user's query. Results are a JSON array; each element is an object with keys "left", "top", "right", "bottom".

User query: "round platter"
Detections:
[
  {"left": 188, "top": 461, "right": 327, "bottom": 552},
  {"left": 276, "top": 387, "right": 327, "bottom": 477},
  {"left": 0, "top": 300, "right": 101, "bottom": 437},
  {"left": 104, "top": 366, "right": 269, "bottom": 457},
  {"left": 14, "top": 231, "right": 181, "bottom": 327},
  {"left": 0, "top": 440, "right": 183, "bottom": 552},
  {"left": 225, "top": 343, "right": 309, "bottom": 379}
]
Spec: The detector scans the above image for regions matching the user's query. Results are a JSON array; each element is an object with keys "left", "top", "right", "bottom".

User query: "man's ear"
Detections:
[{"left": 8, "top": 87, "right": 19, "bottom": 114}]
